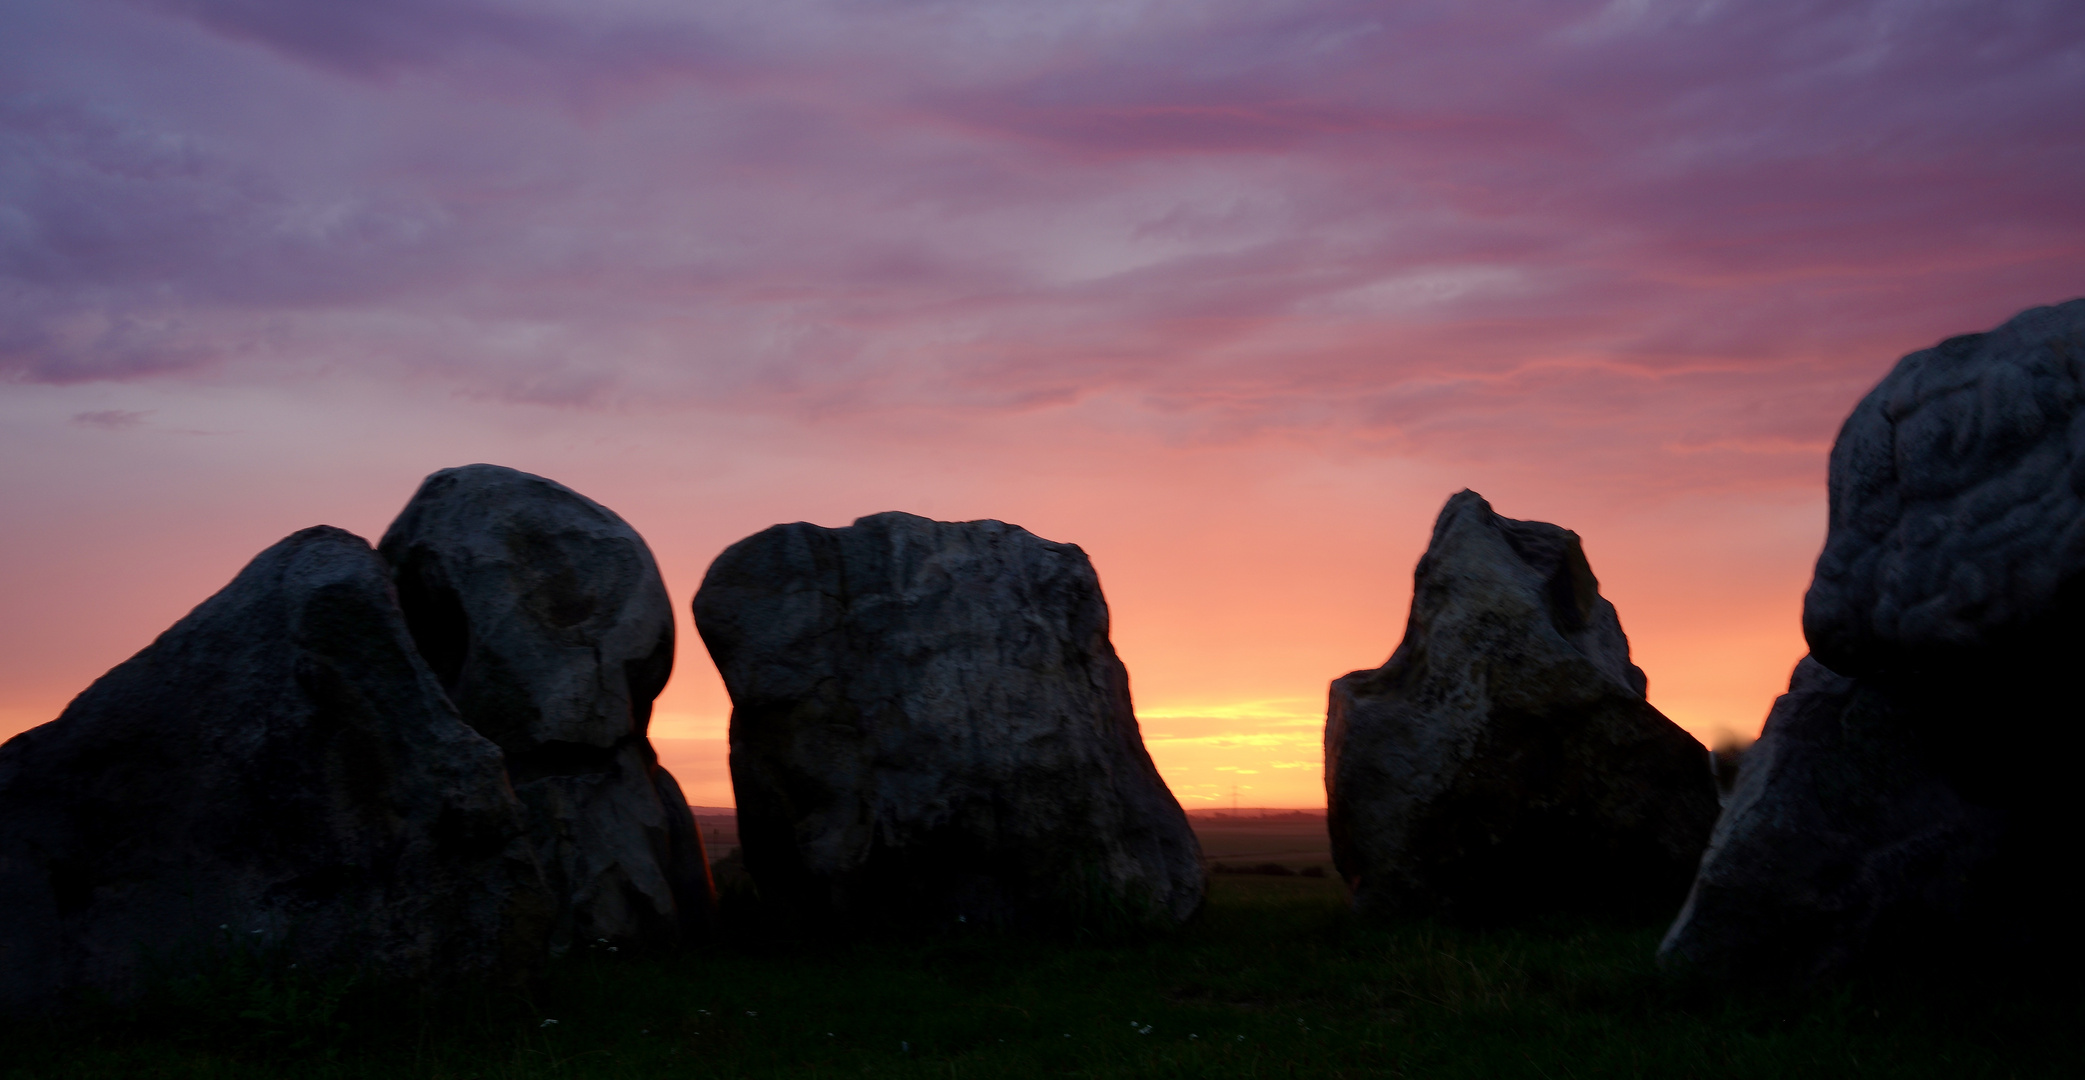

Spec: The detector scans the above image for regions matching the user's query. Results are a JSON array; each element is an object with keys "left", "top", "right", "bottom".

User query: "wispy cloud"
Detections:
[
  {"left": 4, "top": 0, "right": 2080, "bottom": 486},
  {"left": 68, "top": 408, "right": 151, "bottom": 429},
  {"left": 1138, "top": 697, "right": 1321, "bottom": 723},
  {"left": 1144, "top": 731, "right": 1321, "bottom": 748}
]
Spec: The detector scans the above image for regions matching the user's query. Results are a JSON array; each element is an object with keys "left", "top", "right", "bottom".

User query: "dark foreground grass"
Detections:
[{"left": 5, "top": 876, "right": 2080, "bottom": 1079}]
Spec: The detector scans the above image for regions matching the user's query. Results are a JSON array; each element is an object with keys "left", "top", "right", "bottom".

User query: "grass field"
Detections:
[{"left": 6, "top": 875, "right": 2080, "bottom": 1079}]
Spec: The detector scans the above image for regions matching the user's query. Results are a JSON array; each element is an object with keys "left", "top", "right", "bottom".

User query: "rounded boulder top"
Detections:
[
  {"left": 1804, "top": 298, "right": 2085, "bottom": 677},
  {"left": 377, "top": 464, "right": 675, "bottom": 752}
]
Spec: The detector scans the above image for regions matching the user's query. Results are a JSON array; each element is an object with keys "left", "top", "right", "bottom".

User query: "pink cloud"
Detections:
[
  {"left": 0, "top": 0, "right": 2078, "bottom": 486},
  {"left": 68, "top": 408, "right": 150, "bottom": 428},
  {"left": 124, "top": 0, "right": 753, "bottom": 90}
]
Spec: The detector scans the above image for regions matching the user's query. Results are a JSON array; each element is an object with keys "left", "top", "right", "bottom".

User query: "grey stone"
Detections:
[
  {"left": 379, "top": 465, "right": 710, "bottom": 951},
  {"left": 0, "top": 527, "right": 553, "bottom": 1013},
  {"left": 693, "top": 511, "right": 1203, "bottom": 931},
  {"left": 1326, "top": 490, "right": 1720, "bottom": 923},
  {"left": 1658, "top": 658, "right": 2006, "bottom": 983},
  {"left": 1661, "top": 300, "right": 2085, "bottom": 982},
  {"left": 1805, "top": 298, "right": 2085, "bottom": 678}
]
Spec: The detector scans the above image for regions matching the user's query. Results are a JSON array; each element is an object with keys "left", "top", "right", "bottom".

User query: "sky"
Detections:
[{"left": 3, "top": 0, "right": 2081, "bottom": 808}]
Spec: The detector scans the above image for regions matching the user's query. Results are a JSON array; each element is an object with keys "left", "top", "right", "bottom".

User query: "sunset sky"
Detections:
[{"left": 3, "top": 0, "right": 2080, "bottom": 808}]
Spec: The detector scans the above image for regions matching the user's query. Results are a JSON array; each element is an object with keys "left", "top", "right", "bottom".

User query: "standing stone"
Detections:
[
  {"left": 1657, "top": 658, "right": 2006, "bottom": 982},
  {"left": 379, "top": 465, "right": 709, "bottom": 951},
  {"left": 693, "top": 512, "right": 1203, "bottom": 931},
  {"left": 1805, "top": 298, "right": 2085, "bottom": 682},
  {"left": 1326, "top": 491, "right": 1719, "bottom": 923},
  {"left": 1661, "top": 299, "right": 2085, "bottom": 981},
  {"left": 0, "top": 527, "right": 553, "bottom": 1013},
  {"left": 1800, "top": 299, "right": 2085, "bottom": 799}
]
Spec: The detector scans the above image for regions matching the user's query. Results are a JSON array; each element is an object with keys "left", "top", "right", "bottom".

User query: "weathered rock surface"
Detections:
[
  {"left": 1806, "top": 298, "right": 2085, "bottom": 679},
  {"left": 0, "top": 527, "right": 552, "bottom": 1013},
  {"left": 1661, "top": 300, "right": 2085, "bottom": 982},
  {"left": 693, "top": 511, "right": 1203, "bottom": 930},
  {"left": 1658, "top": 658, "right": 2006, "bottom": 982},
  {"left": 1326, "top": 491, "right": 1720, "bottom": 923},
  {"left": 379, "top": 464, "right": 709, "bottom": 951}
]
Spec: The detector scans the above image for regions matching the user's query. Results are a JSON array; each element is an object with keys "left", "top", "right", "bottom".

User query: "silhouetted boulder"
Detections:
[
  {"left": 0, "top": 527, "right": 553, "bottom": 1014},
  {"left": 693, "top": 511, "right": 1202, "bottom": 931},
  {"left": 1326, "top": 491, "right": 1719, "bottom": 923},
  {"left": 1806, "top": 299, "right": 2085, "bottom": 681},
  {"left": 1799, "top": 298, "right": 2085, "bottom": 806},
  {"left": 1658, "top": 658, "right": 2005, "bottom": 982},
  {"left": 380, "top": 465, "right": 709, "bottom": 951},
  {"left": 1662, "top": 300, "right": 2085, "bottom": 982}
]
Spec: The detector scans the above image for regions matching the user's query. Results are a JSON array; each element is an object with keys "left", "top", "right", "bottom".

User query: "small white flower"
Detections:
[
  {"left": 1236, "top": 1035, "right": 1246, "bottom": 1042},
  {"left": 1190, "top": 1034, "right": 1198, "bottom": 1039},
  {"left": 746, "top": 1010, "right": 757, "bottom": 1017},
  {"left": 540, "top": 1019, "right": 558, "bottom": 1028},
  {"left": 957, "top": 915, "right": 966, "bottom": 923},
  {"left": 1138, "top": 1026, "right": 1152, "bottom": 1035}
]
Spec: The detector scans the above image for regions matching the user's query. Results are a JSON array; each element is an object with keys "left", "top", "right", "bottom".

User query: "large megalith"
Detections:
[
  {"left": 1805, "top": 298, "right": 2085, "bottom": 683},
  {"left": 693, "top": 511, "right": 1203, "bottom": 931},
  {"left": 1800, "top": 298, "right": 2085, "bottom": 798},
  {"left": 1661, "top": 299, "right": 2085, "bottom": 981},
  {"left": 380, "top": 465, "right": 710, "bottom": 951},
  {"left": 0, "top": 527, "right": 554, "bottom": 1014},
  {"left": 1326, "top": 491, "right": 1719, "bottom": 923},
  {"left": 1657, "top": 658, "right": 2006, "bottom": 982}
]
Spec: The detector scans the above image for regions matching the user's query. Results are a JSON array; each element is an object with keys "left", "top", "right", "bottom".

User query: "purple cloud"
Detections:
[
  {"left": 1, "top": 0, "right": 2079, "bottom": 488},
  {"left": 125, "top": 0, "right": 748, "bottom": 89},
  {"left": 68, "top": 408, "right": 151, "bottom": 428}
]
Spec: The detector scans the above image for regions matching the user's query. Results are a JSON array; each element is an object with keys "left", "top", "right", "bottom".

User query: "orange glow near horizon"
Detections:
[
  {"left": 0, "top": 393, "right": 1819, "bottom": 812},
  {"left": 629, "top": 444, "right": 1823, "bottom": 810}
]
